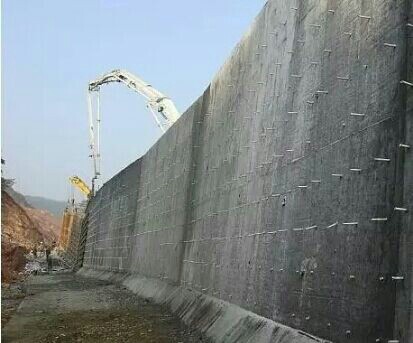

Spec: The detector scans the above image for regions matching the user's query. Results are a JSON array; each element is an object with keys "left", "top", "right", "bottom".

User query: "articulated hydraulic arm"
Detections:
[
  {"left": 69, "top": 175, "right": 92, "bottom": 198},
  {"left": 87, "top": 69, "right": 180, "bottom": 193},
  {"left": 88, "top": 69, "right": 180, "bottom": 130}
]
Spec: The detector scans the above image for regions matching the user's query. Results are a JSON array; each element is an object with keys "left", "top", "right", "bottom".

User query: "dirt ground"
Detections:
[
  {"left": 2, "top": 272, "right": 208, "bottom": 343},
  {"left": 1, "top": 281, "right": 27, "bottom": 328}
]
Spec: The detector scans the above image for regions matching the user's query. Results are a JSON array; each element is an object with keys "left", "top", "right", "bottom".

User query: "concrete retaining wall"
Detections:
[
  {"left": 79, "top": 267, "right": 330, "bottom": 343},
  {"left": 80, "top": 1, "right": 413, "bottom": 342}
]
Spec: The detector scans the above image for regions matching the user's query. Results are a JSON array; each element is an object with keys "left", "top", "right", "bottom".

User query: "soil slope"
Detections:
[
  {"left": 1, "top": 188, "right": 62, "bottom": 282},
  {"left": 1, "top": 190, "right": 43, "bottom": 249},
  {"left": 24, "top": 207, "right": 61, "bottom": 243}
]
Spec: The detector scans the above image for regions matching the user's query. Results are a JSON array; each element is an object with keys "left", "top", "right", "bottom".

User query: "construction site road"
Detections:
[{"left": 2, "top": 272, "right": 208, "bottom": 343}]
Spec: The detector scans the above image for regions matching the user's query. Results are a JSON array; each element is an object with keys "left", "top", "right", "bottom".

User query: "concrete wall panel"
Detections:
[{"left": 81, "top": 1, "right": 412, "bottom": 342}]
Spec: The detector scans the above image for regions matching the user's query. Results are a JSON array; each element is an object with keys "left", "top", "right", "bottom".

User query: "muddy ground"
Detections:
[{"left": 2, "top": 272, "right": 209, "bottom": 343}]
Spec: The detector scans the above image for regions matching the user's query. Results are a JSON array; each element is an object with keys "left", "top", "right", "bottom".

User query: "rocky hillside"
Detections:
[
  {"left": 2, "top": 181, "right": 62, "bottom": 244},
  {"left": 1, "top": 190, "right": 43, "bottom": 282},
  {"left": 25, "top": 195, "right": 66, "bottom": 218},
  {"left": 1, "top": 181, "right": 63, "bottom": 282},
  {"left": 4, "top": 184, "right": 33, "bottom": 209},
  {"left": 24, "top": 207, "right": 61, "bottom": 242},
  {"left": 1, "top": 190, "right": 43, "bottom": 249}
]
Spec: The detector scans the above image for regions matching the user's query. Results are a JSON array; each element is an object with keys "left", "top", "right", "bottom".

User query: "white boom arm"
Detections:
[
  {"left": 89, "top": 69, "right": 180, "bottom": 130},
  {"left": 87, "top": 69, "right": 180, "bottom": 193}
]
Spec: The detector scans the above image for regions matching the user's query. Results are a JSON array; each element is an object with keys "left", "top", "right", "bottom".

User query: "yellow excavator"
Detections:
[{"left": 69, "top": 176, "right": 91, "bottom": 198}]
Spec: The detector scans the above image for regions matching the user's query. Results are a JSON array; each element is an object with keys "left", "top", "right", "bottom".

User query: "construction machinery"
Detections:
[
  {"left": 69, "top": 176, "right": 91, "bottom": 198},
  {"left": 87, "top": 69, "right": 180, "bottom": 194}
]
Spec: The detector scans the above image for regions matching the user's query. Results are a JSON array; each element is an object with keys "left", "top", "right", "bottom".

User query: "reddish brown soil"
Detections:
[
  {"left": 24, "top": 207, "right": 61, "bottom": 243},
  {"left": 1, "top": 190, "right": 43, "bottom": 250},
  {"left": 1, "top": 241, "right": 27, "bottom": 283}
]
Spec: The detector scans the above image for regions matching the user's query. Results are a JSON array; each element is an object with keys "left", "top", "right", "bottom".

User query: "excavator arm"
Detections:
[{"left": 69, "top": 176, "right": 91, "bottom": 198}]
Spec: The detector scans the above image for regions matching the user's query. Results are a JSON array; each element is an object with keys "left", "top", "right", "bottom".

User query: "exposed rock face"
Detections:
[
  {"left": 24, "top": 207, "right": 61, "bottom": 243},
  {"left": 1, "top": 241, "right": 27, "bottom": 283},
  {"left": 1, "top": 187, "right": 62, "bottom": 282},
  {"left": 1, "top": 190, "right": 43, "bottom": 250},
  {"left": 1, "top": 190, "right": 40, "bottom": 282}
]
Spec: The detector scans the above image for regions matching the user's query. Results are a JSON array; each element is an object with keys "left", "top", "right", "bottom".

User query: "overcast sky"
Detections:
[{"left": 2, "top": 0, "right": 264, "bottom": 201}]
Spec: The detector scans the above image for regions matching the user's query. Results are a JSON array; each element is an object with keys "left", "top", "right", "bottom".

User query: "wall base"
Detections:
[{"left": 78, "top": 268, "right": 331, "bottom": 343}]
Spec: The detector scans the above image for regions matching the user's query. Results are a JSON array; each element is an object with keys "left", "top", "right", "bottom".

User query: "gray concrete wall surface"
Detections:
[{"left": 80, "top": 1, "right": 413, "bottom": 342}]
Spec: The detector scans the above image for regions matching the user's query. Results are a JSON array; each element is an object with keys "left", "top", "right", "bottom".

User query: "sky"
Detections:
[{"left": 2, "top": 0, "right": 264, "bottom": 201}]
